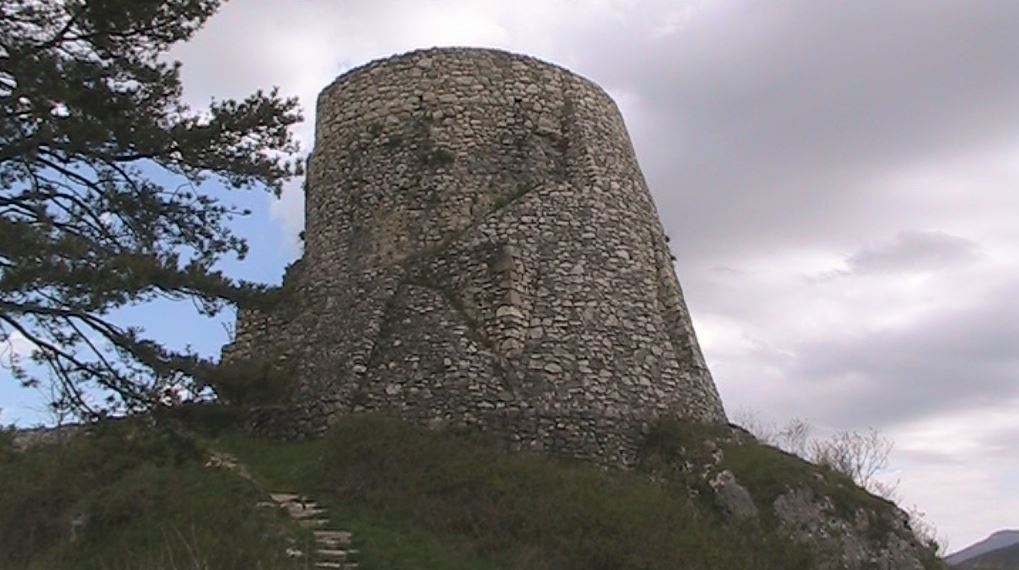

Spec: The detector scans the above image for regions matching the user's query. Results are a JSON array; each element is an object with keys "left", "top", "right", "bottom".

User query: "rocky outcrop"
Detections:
[
  {"left": 641, "top": 421, "right": 943, "bottom": 570},
  {"left": 709, "top": 469, "right": 759, "bottom": 521},
  {"left": 773, "top": 487, "right": 931, "bottom": 570}
]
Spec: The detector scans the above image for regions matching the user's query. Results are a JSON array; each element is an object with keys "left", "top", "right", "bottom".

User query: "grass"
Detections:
[
  {"left": 11, "top": 411, "right": 942, "bottom": 569},
  {"left": 0, "top": 421, "right": 305, "bottom": 570},
  {"left": 215, "top": 414, "right": 815, "bottom": 570}
]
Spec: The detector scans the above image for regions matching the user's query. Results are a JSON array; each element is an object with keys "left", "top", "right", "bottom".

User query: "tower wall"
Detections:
[{"left": 225, "top": 48, "right": 726, "bottom": 464}]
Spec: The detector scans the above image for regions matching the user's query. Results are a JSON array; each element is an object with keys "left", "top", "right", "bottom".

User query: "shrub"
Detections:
[
  {"left": 204, "top": 356, "right": 294, "bottom": 407},
  {"left": 156, "top": 402, "right": 250, "bottom": 435}
]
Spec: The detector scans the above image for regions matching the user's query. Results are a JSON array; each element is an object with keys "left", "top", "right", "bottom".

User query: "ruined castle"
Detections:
[{"left": 222, "top": 47, "right": 727, "bottom": 464}]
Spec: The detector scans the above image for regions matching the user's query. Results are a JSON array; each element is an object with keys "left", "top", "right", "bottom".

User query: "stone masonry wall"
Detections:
[{"left": 223, "top": 47, "right": 727, "bottom": 464}]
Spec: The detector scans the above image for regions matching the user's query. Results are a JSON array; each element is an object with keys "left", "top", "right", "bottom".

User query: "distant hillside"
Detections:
[
  {"left": 948, "top": 530, "right": 1019, "bottom": 565},
  {"left": 958, "top": 542, "right": 1019, "bottom": 568}
]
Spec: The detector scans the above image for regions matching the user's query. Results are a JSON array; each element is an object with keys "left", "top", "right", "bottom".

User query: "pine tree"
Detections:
[{"left": 0, "top": 0, "right": 302, "bottom": 418}]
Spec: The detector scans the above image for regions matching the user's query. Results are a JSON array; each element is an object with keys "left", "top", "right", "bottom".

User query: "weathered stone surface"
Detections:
[
  {"left": 222, "top": 47, "right": 727, "bottom": 464},
  {"left": 709, "top": 470, "right": 759, "bottom": 521},
  {"left": 773, "top": 487, "right": 928, "bottom": 570}
]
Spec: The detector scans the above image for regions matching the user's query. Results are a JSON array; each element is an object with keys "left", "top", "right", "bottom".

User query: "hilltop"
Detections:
[{"left": 1, "top": 410, "right": 944, "bottom": 569}]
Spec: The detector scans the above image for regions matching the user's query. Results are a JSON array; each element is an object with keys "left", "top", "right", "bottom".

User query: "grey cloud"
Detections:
[
  {"left": 895, "top": 417, "right": 1019, "bottom": 464},
  {"left": 894, "top": 448, "right": 969, "bottom": 466},
  {"left": 983, "top": 424, "right": 1019, "bottom": 455},
  {"left": 786, "top": 279, "right": 1019, "bottom": 427},
  {"left": 568, "top": 0, "right": 1019, "bottom": 260},
  {"left": 845, "top": 231, "right": 982, "bottom": 274}
]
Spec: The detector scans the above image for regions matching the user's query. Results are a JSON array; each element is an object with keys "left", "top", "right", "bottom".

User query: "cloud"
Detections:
[
  {"left": 844, "top": 231, "right": 982, "bottom": 274},
  {"left": 698, "top": 228, "right": 1018, "bottom": 423},
  {"left": 885, "top": 404, "right": 1019, "bottom": 549},
  {"left": 575, "top": 0, "right": 1019, "bottom": 260},
  {"left": 1, "top": 330, "right": 36, "bottom": 362},
  {"left": 788, "top": 277, "right": 1019, "bottom": 426}
]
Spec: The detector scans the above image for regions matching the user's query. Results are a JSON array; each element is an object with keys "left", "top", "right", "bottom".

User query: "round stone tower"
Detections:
[{"left": 223, "top": 47, "right": 726, "bottom": 463}]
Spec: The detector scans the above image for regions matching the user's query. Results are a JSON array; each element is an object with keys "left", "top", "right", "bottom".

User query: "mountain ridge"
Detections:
[
  {"left": 947, "top": 529, "right": 1019, "bottom": 566},
  {"left": 957, "top": 541, "right": 1019, "bottom": 569}
]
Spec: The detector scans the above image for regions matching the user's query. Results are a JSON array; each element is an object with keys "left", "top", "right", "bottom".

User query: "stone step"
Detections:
[
  {"left": 314, "top": 530, "right": 353, "bottom": 542},
  {"left": 315, "top": 536, "right": 353, "bottom": 547},
  {"left": 299, "top": 518, "right": 330, "bottom": 528},
  {"left": 267, "top": 491, "right": 357, "bottom": 567},
  {"left": 287, "top": 506, "right": 327, "bottom": 518},
  {"left": 316, "top": 548, "right": 350, "bottom": 559},
  {"left": 218, "top": 464, "right": 358, "bottom": 568},
  {"left": 316, "top": 538, "right": 352, "bottom": 549},
  {"left": 316, "top": 537, "right": 352, "bottom": 546}
]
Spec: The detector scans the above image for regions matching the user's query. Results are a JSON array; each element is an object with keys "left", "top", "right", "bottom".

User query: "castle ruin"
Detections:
[{"left": 222, "top": 47, "right": 727, "bottom": 464}]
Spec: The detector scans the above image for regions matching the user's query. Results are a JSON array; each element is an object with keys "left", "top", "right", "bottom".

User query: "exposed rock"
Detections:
[
  {"left": 708, "top": 470, "right": 758, "bottom": 521},
  {"left": 646, "top": 423, "right": 941, "bottom": 570},
  {"left": 772, "top": 485, "right": 928, "bottom": 570}
]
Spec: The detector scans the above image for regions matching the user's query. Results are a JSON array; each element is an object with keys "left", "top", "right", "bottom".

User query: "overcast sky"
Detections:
[{"left": 3, "top": 0, "right": 1017, "bottom": 551}]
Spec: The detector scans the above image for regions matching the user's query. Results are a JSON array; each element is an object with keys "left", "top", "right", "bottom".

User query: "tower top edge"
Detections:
[{"left": 317, "top": 46, "right": 614, "bottom": 104}]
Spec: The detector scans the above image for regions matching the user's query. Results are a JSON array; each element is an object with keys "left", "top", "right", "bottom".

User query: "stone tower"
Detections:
[{"left": 223, "top": 47, "right": 726, "bottom": 464}]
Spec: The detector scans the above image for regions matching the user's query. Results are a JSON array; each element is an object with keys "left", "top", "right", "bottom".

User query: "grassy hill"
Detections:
[{"left": 0, "top": 410, "right": 943, "bottom": 569}]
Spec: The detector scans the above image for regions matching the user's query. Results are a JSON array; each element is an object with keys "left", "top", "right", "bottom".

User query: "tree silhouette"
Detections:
[{"left": 0, "top": 0, "right": 302, "bottom": 418}]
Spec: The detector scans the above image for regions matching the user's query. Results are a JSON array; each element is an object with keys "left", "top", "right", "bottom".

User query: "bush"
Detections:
[
  {"left": 204, "top": 357, "right": 294, "bottom": 407},
  {"left": 155, "top": 402, "right": 250, "bottom": 435},
  {"left": 0, "top": 425, "right": 15, "bottom": 462},
  {"left": 733, "top": 411, "right": 894, "bottom": 497}
]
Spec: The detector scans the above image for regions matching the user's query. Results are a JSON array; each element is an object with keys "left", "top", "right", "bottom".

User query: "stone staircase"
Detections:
[
  {"left": 267, "top": 492, "right": 360, "bottom": 569},
  {"left": 203, "top": 451, "right": 360, "bottom": 569}
]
